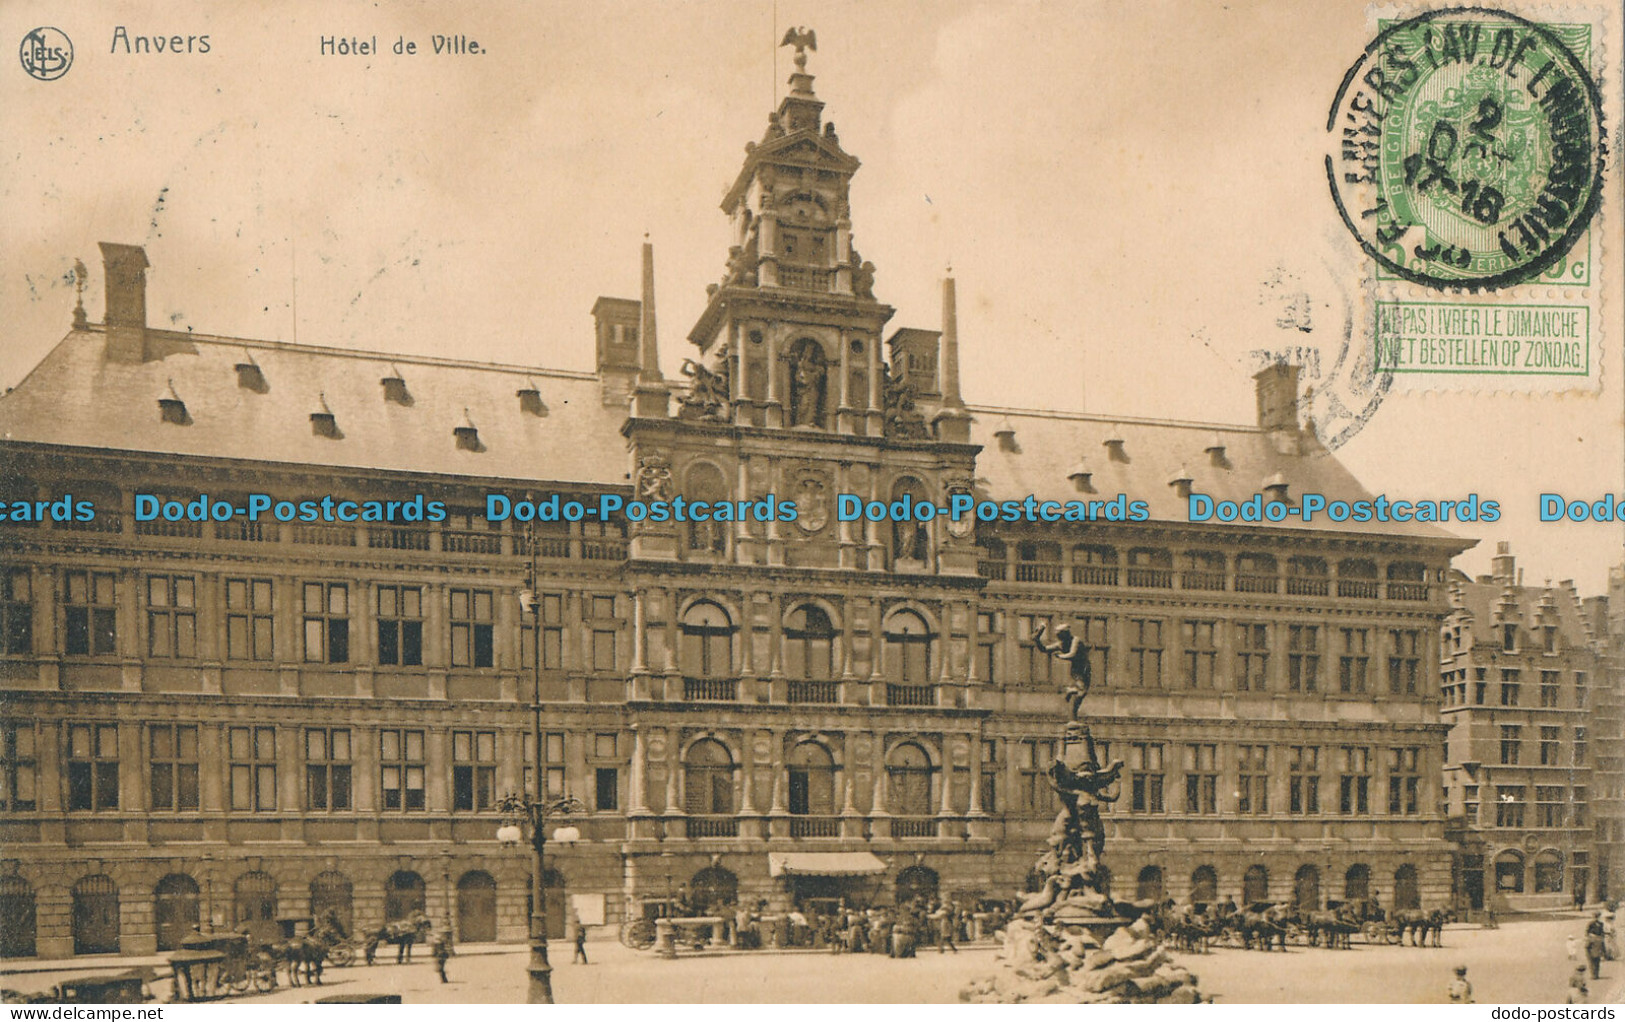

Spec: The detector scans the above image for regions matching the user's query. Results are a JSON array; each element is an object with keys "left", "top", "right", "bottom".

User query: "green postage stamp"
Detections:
[{"left": 1325, "top": 6, "right": 1614, "bottom": 392}]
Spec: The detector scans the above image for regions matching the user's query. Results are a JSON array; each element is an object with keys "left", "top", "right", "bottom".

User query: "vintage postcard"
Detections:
[{"left": 1, "top": 0, "right": 1622, "bottom": 1008}]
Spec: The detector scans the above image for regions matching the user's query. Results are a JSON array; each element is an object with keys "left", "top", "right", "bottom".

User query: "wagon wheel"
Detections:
[
  {"left": 328, "top": 944, "right": 356, "bottom": 967},
  {"left": 251, "top": 965, "right": 276, "bottom": 994},
  {"left": 620, "top": 919, "right": 657, "bottom": 950},
  {"left": 1384, "top": 926, "right": 1403, "bottom": 945},
  {"left": 1362, "top": 922, "right": 1381, "bottom": 945},
  {"left": 225, "top": 972, "right": 251, "bottom": 997}
]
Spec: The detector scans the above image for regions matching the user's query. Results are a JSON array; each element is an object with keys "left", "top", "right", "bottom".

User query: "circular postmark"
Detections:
[
  {"left": 1325, "top": 8, "right": 1605, "bottom": 290},
  {"left": 19, "top": 27, "right": 73, "bottom": 81}
]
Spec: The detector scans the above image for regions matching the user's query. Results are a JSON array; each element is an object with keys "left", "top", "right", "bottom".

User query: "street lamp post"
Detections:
[{"left": 518, "top": 522, "right": 553, "bottom": 1004}]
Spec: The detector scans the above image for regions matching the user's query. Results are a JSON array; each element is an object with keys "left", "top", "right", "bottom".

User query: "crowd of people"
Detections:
[{"left": 715, "top": 897, "right": 1008, "bottom": 955}]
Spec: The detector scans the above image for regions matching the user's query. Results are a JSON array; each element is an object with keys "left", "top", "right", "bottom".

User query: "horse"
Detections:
[
  {"left": 1231, "top": 905, "right": 1290, "bottom": 951},
  {"left": 366, "top": 913, "right": 433, "bottom": 964},
  {"left": 274, "top": 935, "right": 330, "bottom": 988},
  {"left": 1304, "top": 907, "right": 1358, "bottom": 949},
  {"left": 1392, "top": 907, "right": 1450, "bottom": 947}
]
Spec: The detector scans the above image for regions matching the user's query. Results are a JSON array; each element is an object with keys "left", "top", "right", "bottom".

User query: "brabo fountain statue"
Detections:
[{"left": 961, "top": 622, "right": 1205, "bottom": 1004}]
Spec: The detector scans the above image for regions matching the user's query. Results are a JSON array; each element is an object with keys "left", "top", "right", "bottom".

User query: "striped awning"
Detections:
[{"left": 768, "top": 852, "right": 888, "bottom": 877}]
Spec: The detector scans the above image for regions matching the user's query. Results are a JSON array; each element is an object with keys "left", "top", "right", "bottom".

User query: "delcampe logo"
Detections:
[{"left": 20, "top": 27, "right": 72, "bottom": 81}]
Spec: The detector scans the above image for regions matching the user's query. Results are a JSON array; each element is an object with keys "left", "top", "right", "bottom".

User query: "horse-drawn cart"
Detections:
[{"left": 168, "top": 933, "right": 277, "bottom": 1001}]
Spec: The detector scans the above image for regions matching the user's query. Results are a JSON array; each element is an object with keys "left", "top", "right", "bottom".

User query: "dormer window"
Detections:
[
  {"left": 158, "top": 380, "right": 189, "bottom": 425},
  {"left": 1205, "top": 434, "right": 1228, "bottom": 467},
  {"left": 1502, "top": 624, "right": 1518, "bottom": 652},
  {"left": 311, "top": 394, "right": 340, "bottom": 439},
  {"left": 1263, "top": 472, "right": 1289, "bottom": 503},
  {"left": 1542, "top": 625, "right": 1557, "bottom": 653},
  {"left": 1067, "top": 463, "right": 1093, "bottom": 493},
  {"left": 381, "top": 367, "right": 411, "bottom": 405},
  {"left": 234, "top": 358, "right": 267, "bottom": 392},
  {"left": 994, "top": 420, "right": 1017, "bottom": 452},
  {"left": 518, "top": 384, "right": 548, "bottom": 417},
  {"left": 454, "top": 409, "right": 481, "bottom": 451},
  {"left": 1103, "top": 429, "right": 1126, "bottom": 461},
  {"left": 1169, "top": 467, "right": 1193, "bottom": 498}
]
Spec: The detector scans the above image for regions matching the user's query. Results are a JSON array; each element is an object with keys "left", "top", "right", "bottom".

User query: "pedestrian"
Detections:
[
  {"left": 431, "top": 925, "right": 453, "bottom": 984},
  {"left": 1446, "top": 964, "right": 1473, "bottom": 1004},
  {"left": 1584, "top": 912, "right": 1606, "bottom": 980},
  {"left": 1603, "top": 906, "right": 1618, "bottom": 960},
  {"left": 572, "top": 924, "right": 590, "bottom": 965},
  {"left": 936, "top": 903, "right": 959, "bottom": 954},
  {"left": 1567, "top": 963, "right": 1589, "bottom": 1004},
  {"left": 1567, "top": 934, "right": 1581, "bottom": 963}
]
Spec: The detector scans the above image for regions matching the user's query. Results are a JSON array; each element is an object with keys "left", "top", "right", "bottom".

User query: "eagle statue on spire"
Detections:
[{"left": 780, "top": 26, "right": 816, "bottom": 66}]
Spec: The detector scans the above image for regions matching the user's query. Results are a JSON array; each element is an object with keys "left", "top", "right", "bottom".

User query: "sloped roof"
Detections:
[
  {"left": 964, "top": 403, "right": 1463, "bottom": 541},
  {"left": 0, "top": 327, "right": 631, "bottom": 486},
  {"left": 1452, "top": 580, "right": 1598, "bottom": 645}
]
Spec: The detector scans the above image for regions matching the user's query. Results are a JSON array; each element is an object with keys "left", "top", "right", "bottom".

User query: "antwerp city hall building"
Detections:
[{"left": 0, "top": 55, "right": 1469, "bottom": 958}]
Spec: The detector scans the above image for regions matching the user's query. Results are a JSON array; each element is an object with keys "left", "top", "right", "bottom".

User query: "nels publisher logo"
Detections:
[{"left": 20, "top": 26, "right": 72, "bottom": 80}]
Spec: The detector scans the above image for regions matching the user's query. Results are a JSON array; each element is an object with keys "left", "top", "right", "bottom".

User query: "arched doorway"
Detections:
[
  {"left": 1533, "top": 850, "right": 1564, "bottom": 894},
  {"left": 690, "top": 866, "right": 738, "bottom": 915},
  {"left": 896, "top": 865, "right": 939, "bottom": 907},
  {"left": 1345, "top": 863, "right": 1371, "bottom": 903},
  {"left": 310, "top": 872, "right": 354, "bottom": 935},
  {"left": 1190, "top": 865, "right": 1218, "bottom": 905},
  {"left": 1243, "top": 865, "right": 1269, "bottom": 906},
  {"left": 1494, "top": 850, "right": 1526, "bottom": 894},
  {"left": 72, "top": 875, "right": 120, "bottom": 954},
  {"left": 233, "top": 872, "right": 278, "bottom": 945},
  {"left": 1293, "top": 865, "right": 1321, "bottom": 912},
  {"left": 1136, "top": 866, "right": 1165, "bottom": 902},
  {"left": 0, "top": 876, "right": 37, "bottom": 958},
  {"left": 154, "top": 874, "right": 200, "bottom": 951},
  {"left": 1394, "top": 864, "right": 1420, "bottom": 909},
  {"left": 384, "top": 871, "right": 426, "bottom": 923},
  {"left": 456, "top": 871, "right": 497, "bottom": 942}
]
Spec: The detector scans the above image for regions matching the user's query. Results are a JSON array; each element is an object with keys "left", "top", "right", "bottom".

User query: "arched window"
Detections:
[
  {"left": 888, "top": 743, "right": 934, "bottom": 817},
  {"left": 154, "top": 874, "right": 200, "bottom": 951},
  {"left": 456, "top": 870, "right": 497, "bottom": 942},
  {"left": 884, "top": 611, "right": 933, "bottom": 686},
  {"left": 0, "top": 876, "right": 37, "bottom": 958},
  {"left": 1294, "top": 865, "right": 1321, "bottom": 912},
  {"left": 72, "top": 875, "right": 120, "bottom": 955},
  {"left": 896, "top": 865, "right": 939, "bottom": 906},
  {"left": 1235, "top": 553, "right": 1278, "bottom": 593},
  {"left": 1345, "top": 863, "right": 1371, "bottom": 903},
  {"left": 685, "top": 463, "right": 729, "bottom": 555},
  {"left": 680, "top": 602, "right": 734, "bottom": 679},
  {"left": 1494, "top": 849, "right": 1526, "bottom": 893},
  {"left": 788, "top": 742, "right": 836, "bottom": 818},
  {"left": 311, "top": 872, "right": 354, "bottom": 935},
  {"left": 1136, "top": 866, "right": 1165, "bottom": 902},
  {"left": 1243, "top": 865, "right": 1269, "bottom": 906},
  {"left": 684, "top": 739, "right": 735, "bottom": 816},
  {"left": 1533, "top": 850, "right": 1564, "bottom": 894},
  {"left": 1337, "top": 558, "right": 1380, "bottom": 598},
  {"left": 690, "top": 866, "right": 738, "bottom": 915},
  {"left": 784, "top": 605, "right": 835, "bottom": 680},
  {"left": 1126, "top": 547, "right": 1173, "bottom": 588},
  {"left": 1393, "top": 863, "right": 1420, "bottom": 909},
  {"left": 384, "top": 870, "right": 426, "bottom": 923},
  {"left": 1072, "top": 543, "right": 1119, "bottom": 586},
  {"left": 233, "top": 871, "right": 278, "bottom": 944},
  {"left": 890, "top": 478, "right": 930, "bottom": 565},
  {"left": 1190, "top": 865, "right": 1218, "bottom": 904},
  {"left": 1016, "top": 541, "right": 1063, "bottom": 583},
  {"left": 1181, "top": 550, "right": 1226, "bottom": 591}
]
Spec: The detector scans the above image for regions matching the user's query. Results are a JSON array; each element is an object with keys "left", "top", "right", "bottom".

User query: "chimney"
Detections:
[
  {"left": 632, "top": 241, "right": 670, "bottom": 417},
  {"left": 1491, "top": 541, "right": 1516, "bottom": 583},
  {"left": 932, "top": 276, "right": 971, "bottom": 442},
  {"left": 591, "top": 296, "right": 641, "bottom": 406},
  {"left": 99, "top": 242, "right": 150, "bottom": 363},
  {"left": 1253, "top": 362, "right": 1301, "bottom": 433}
]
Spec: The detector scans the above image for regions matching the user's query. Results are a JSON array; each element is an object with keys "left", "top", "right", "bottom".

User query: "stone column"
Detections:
[
  {"left": 764, "top": 327, "right": 783, "bottom": 428},
  {"left": 632, "top": 588, "right": 648, "bottom": 674}
]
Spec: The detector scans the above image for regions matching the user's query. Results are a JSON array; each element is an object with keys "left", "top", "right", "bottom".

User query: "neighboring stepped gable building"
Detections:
[
  {"left": 0, "top": 46, "right": 1472, "bottom": 960},
  {"left": 1439, "top": 544, "right": 1617, "bottom": 911},
  {"left": 1600, "top": 563, "right": 1625, "bottom": 905}
]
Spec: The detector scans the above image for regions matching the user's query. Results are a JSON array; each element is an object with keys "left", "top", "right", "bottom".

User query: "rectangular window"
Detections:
[
  {"left": 305, "top": 727, "right": 352, "bottom": 811},
  {"left": 1237, "top": 744, "right": 1269, "bottom": 814},
  {"left": 1, "top": 569, "right": 32, "bottom": 655},
  {"left": 521, "top": 593, "right": 565, "bottom": 671},
  {"left": 1018, "top": 615, "right": 1057, "bottom": 687},
  {"left": 380, "top": 728, "right": 426, "bottom": 811},
  {"left": 595, "top": 767, "right": 619, "bottom": 811},
  {"left": 1075, "top": 615, "right": 1109, "bottom": 689},
  {"left": 1540, "top": 726, "right": 1560, "bottom": 766},
  {"left": 228, "top": 725, "right": 277, "bottom": 812},
  {"left": 975, "top": 612, "right": 999, "bottom": 685},
  {"left": 1474, "top": 668, "right": 1487, "bottom": 705},
  {"left": 225, "top": 577, "right": 274, "bottom": 661},
  {"left": 375, "top": 585, "right": 423, "bottom": 666},
  {"left": 1289, "top": 746, "right": 1320, "bottom": 814},
  {"left": 1540, "top": 671, "right": 1560, "bottom": 708},
  {"left": 1339, "top": 746, "right": 1370, "bottom": 814},
  {"left": 64, "top": 571, "right": 117, "bottom": 656},
  {"left": 980, "top": 739, "right": 999, "bottom": 813},
  {"left": 1235, "top": 623, "right": 1268, "bottom": 691},
  {"left": 1499, "top": 725, "right": 1522, "bottom": 766},
  {"left": 1386, "top": 746, "right": 1420, "bottom": 815},
  {"left": 1129, "top": 619, "right": 1163, "bottom": 688},
  {"left": 303, "top": 582, "right": 350, "bottom": 663},
  {"left": 1128, "top": 742, "right": 1164, "bottom": 813},
  {"left": 592, "top": 630, "right": 617, "bottom": 672},
  {"left": 1183, "top": 743, "right": 1217, "bottom": 814},
  {"left": 1387, "top": 628, "right": 1421, "bottom": 695},
  {"left": 450, "top": 589, "right": 494, "bottom": 668},
  {"left": 1, "top": 724, "right": 37, "bottom": 811},
  {"left": 1338, "top": 628, "right": 1369, "bottom": 693},
  {"left": 1574, "top": 727, "right": 1587, "bottom": 766},
  {"left": 148, "top": 724, "right": 199, "bottom": 811},
  {"left": 1018, "top": 740, "right": 1056, "bottom": 815},
  {"left": 1535, "top": 786, "right": 1565, "bottom": 828},
  {"left": 1495, "top": 786, "right": 1525, "bottom": 827},
  {"left": 1288, "top": 625, "right": 1320, "bottom": 693},
  {"left": 1500, "top": 669, "right": 1521, "bottom": 706},
  {"left": 524, "top": 732, "right": 567, "bottom": 801},
  {"left": 1502, "top": 624, "right": 1517, "bottom": 652},
  {"left": 1181, "top": 620, "right": 1217, "bottom": 689},
  {"left": 1572, "top": 787, "right": 1587, "bottom": 828},
  {"left": 1464, "top": 784, "right": 1479, "bottom": 827},
  {"left": 66, "top": 723, "right": 119, "bottom": 810},
  {"left": 1574, "top": 672, "right": 1587, "bottom": 708},
  {"left": 146, "top": 575, "right": 197, "bottom": 659},
  {"left": 452, "top": 729, "right": 497, "bottom": 810}
]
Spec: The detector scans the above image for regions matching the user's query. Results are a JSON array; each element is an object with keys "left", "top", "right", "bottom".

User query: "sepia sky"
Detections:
[{"left": 2, "top": 0, "right": 1621, "bottom": 590}]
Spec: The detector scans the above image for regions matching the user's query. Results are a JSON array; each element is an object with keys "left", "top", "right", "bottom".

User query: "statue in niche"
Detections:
[{"left": 787, "top": 339, "right": 828, "bottom": 428}]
